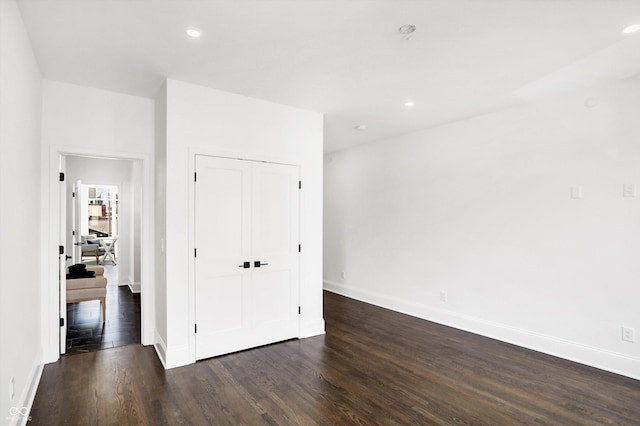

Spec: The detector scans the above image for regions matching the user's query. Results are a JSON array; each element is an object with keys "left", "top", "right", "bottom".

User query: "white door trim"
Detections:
[{"left": 44, "top": 145, "right": 154, "bottom": 364}]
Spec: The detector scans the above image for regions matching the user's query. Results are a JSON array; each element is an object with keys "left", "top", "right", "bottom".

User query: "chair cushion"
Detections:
[
  {"left": 66, "top": 276, "right": 107, "bottom": 291},
  {"left": 81, "top": 244, "right": 99, "bottom": 253}
]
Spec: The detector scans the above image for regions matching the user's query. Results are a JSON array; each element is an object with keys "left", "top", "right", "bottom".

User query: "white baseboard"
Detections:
[
  {"left": 164, "top": 344, "right": 192, "bottom": 369},
  {"left": 154, "top": 337, "right": 191, "bottom": 370},
  {"left": 114, "top": 278, "right": 132, "bottom": 287},
  {"left": 128, "top": 281, "right": 141, "bottom": 293},
  {"left": 153, "top": 330, "right": 167, "bottom": 369},
  {"left": 324, "top": 280, "right": 640, "bottom": 380},
  {"left": 299, "top": 318, "right": 326, "bottom": 339},
  {"left": 155, "top": 330, "right": 191, "bottom": 369},
  {"left": 10, "top": 358, "right": 43, "bottom": 426}
]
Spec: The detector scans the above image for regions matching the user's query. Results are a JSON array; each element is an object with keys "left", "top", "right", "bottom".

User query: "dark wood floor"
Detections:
[
  {"left": 31, "top": 291, "right": 640, "bottom": 425},
  {"left": 66, "top": 285, "right": 140, "bottom": 355}
]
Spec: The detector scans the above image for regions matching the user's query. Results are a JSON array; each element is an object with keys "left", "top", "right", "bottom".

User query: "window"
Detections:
[{"left": 86, "top": 185, "right": 118, "bottom": 237}]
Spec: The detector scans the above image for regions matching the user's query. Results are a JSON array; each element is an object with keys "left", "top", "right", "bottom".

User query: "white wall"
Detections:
[
  {"left": 324, "top": 77, "right": 640, "bottom": 379},
  {"left": 41, "top": 80, "right": 155, "bottom": 361},
  {"left": 0, "top": 0, "right": 44, "bottom": 421},
  {"left": 64, "top": 156, "right": 139, "bottom": 287},
  {"left": 42, "top": 81, "right": 154, "bottom": 153},
  {"left": 157, "top": 79, "right": 325, "bottom": 368}
]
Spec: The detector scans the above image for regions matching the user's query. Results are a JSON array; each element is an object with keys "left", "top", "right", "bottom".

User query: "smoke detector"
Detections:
[{"left": 398, "top": 24, "right": 416, "bottom": 40}]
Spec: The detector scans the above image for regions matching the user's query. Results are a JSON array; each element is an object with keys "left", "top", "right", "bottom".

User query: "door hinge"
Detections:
[
  {"left": 60, "top": 318, "right": 64, "bottom": 327},
  {"left": 72, "top": 192, "right": 76, "bottom": 197},
  {"left": 72, "top": 230, "right": 75, "bottom": 236},
  {"left": 195, "top": 324, "right": 197, "bottom": 334},
  {"left": 59, "top": 172, "right": 65, "bottom": 182},
  {"left": 298, "top": 181, "right": 302, "bottom": 189},
  {"left": 298, "top": 244, "right": 301, "bottom": 253},
  {"left": 59, "top": 245, "right": 64, "bottom": 255},
  {"left": 194, "top": 248, "right": 197, "bottom": 258},
  {"left": 194, "top": 172, "right": 197, "bottom": 182},
  {"left": 298, "top": 306, "right": 301, "bottom": 315}
]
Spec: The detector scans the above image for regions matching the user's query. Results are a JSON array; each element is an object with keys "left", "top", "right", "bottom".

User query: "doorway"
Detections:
[{"left": 62, "top": 155, "right": 142, "bottom": 355}]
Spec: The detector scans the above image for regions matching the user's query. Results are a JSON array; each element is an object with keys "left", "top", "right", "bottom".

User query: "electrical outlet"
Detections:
[
  {"left": 440, "top": 291, "right": 448, "bottom": 302},
  {"left": 622, "top": 327, "right": 635, "bottom": 343},
  {"left": 623, "top": 184, "right": 636, "bottom": 198},
  {"left": 9, "top": 377, "right": 14, "bottom": 401}
]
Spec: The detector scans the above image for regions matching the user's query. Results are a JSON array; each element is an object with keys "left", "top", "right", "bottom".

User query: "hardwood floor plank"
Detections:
[{"left": 30, "top": 291, "right": 640, "bottom": 425}]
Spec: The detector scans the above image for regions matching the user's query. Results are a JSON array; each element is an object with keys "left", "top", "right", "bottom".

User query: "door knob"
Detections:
[
  {"left": 254, "top": 261, "right": 269, "bottom": 268},
  {"left": 238, "top": 261, "right": 250, "bottom": 268}
]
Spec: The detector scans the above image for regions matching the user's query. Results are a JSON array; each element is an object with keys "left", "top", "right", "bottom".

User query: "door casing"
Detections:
[{"left": 46, "top": 147, "right": 152, "bottom": 364}]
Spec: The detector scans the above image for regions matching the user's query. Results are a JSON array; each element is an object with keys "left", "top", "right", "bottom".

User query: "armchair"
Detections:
[{"left": 81, "top": 235, "right": 105, "bottom": 263}]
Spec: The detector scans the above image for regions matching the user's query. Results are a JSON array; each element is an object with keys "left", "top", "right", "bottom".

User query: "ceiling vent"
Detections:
[{"left": 398, "top": 24, "right": 416, "bottom": 40}]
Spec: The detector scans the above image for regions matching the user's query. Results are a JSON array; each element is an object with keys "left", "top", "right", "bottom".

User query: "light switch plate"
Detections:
[
  {"left": 571, "top": 186, "right": 582, "bottom": 199},
  {"left": 623, "top": 184, "right": 635, "bottom": 198},
  {"left": 622, "top": 327, "right": 635, "bottom": 342}
]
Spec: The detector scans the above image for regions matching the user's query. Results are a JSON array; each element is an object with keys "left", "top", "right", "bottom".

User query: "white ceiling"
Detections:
[{"left": 17, "top": 0, "right": 640, "bottom": 152}]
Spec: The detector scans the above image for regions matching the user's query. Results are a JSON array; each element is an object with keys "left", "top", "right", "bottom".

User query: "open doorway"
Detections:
[
  {"left": 75, "top": 184, "right": 119, "bottom": 268},
  {"left": 63, "top": 155, "right": 142, "bottom": 355},
  {"left": 85, "top": 184, "right": 118, "bottom": 238}
]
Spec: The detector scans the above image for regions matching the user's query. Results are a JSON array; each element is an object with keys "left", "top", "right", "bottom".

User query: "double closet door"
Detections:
[{"left": 194, "top": 155, "right": 300, "bottom": 360}]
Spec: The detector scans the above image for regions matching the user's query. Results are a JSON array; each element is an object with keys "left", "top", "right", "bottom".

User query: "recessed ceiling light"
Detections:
[
  {"left": 623, "top": 24, "right": 640, "bottom": 34},
  {"left": 186, "top": 29, "right": 201, "bottom": 38},
  {"left": 354, "top": 124, "right": 367, "bottom": 131},
  {"left": 404, "top": 100, "right": 415, "bottom": 108}
]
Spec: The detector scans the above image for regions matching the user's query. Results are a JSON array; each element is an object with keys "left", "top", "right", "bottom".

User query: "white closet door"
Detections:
[
  {"left": 195, "top": 155, "right": 299, "bottom": 360},
  {"left": 250, "top": 161, "right": 300, "bottom": 345}
]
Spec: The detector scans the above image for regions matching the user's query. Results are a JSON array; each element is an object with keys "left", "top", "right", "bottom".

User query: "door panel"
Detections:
[
  {"left": 252, "top": 166, "right": 293, "bottom": 255},
  {"left": 195, "top": 155, "right": 299, "bottom": 360},
  {"left": 252, "top": 269, "right": 292, "bottom": 325},
  {"left": 195, "top": 157, "right": 251, "bottom": 359},
  {"left": 201, "top": 275, "right": 244, "bottom": 333},
  {"left": 205, "top": 168, "right": 244, "bottom": 258},
  {"left": 250, "top": 162, "right": 299, "bottom": 343}
]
